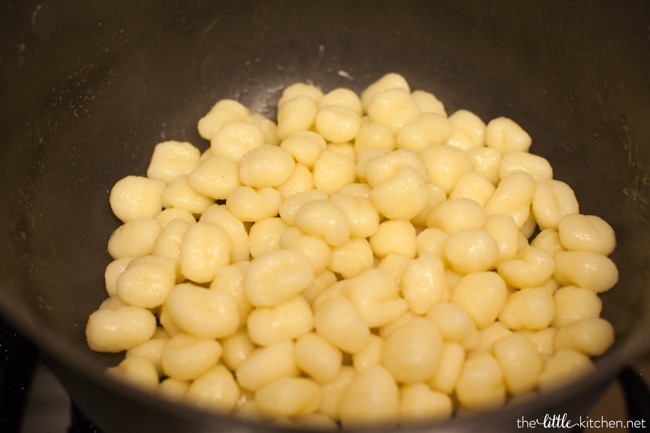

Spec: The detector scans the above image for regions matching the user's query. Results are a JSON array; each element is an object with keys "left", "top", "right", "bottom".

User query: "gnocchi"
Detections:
[{"left": 87, "top": 73, "right": 619, "bottom": 428}]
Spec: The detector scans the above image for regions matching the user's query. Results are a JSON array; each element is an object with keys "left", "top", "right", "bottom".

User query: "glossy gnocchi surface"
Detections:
[{"left": 87, "top": 73, "right": 618, "bottom": 428}]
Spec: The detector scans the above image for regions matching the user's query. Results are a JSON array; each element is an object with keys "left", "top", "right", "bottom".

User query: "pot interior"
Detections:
[{"left": 1, "top": 0, "right": 650, "bottom": 432}]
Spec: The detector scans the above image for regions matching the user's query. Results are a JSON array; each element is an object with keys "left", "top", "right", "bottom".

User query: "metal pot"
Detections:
[{"left": 1, "top": 1, "right": 649, "bottom": 432}]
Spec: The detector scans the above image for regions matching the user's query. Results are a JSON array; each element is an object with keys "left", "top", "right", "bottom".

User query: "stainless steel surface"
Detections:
[
  {"left": 21, "top": 361, "right": 69, "bottom": 433},
  {"left": 584, "top": 355, "right": 650, "bottom": 433}
]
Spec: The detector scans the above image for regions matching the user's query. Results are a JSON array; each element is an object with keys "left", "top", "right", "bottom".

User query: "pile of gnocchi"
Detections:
[{"left": 86, "top": 73, "right": 618, "bottom": 429}]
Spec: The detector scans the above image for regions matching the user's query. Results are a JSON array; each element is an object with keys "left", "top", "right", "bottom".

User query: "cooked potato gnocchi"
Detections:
[{"left": 87, "top": 73, "right": 618, "bottom": 428}]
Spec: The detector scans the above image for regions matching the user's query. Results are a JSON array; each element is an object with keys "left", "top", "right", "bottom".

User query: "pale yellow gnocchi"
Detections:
[{"left": 87, "top": 73, "right": 619, "bottom": 428}]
